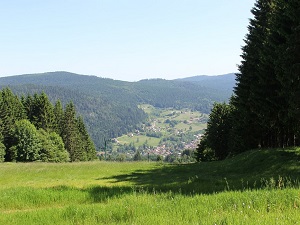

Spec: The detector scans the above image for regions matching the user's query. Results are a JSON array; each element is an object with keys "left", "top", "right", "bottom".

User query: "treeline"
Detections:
[
  {"left": 196, "top": 0, "right": 300, "bottom": 161},
  {"left": 0, "top": 88, "right": 96, "bottom": 162}
]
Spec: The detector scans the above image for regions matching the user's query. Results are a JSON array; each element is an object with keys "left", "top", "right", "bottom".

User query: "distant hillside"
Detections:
[
  {"left": 176, "top": 73, "right": 236, "bottom": 91},
  {"left": 0, "top": 71, "right": 235, "bottom": 148}
]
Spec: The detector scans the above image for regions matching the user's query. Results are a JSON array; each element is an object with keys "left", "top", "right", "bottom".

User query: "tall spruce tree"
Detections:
[
  {"left": 21, "top": 94, "right": 34, "bottom": 122},
  {"left": 232, "top": 0, "right": 277, "bottom": 152},
  {"left": 0, "top": 88, "right": 26, "bottom": 160},
  {"left": 53, "top": 100, "right": 64, "bottom": 135},
  {"left": 61, "top": 102, "right": 82, "bottom": 161},
  {"left": 232, "top": 0, "right": 299, "bottom": 150},
  {"left": 202, "top": 102, "right": 233, "bottom": 160},
  {"left": 31, "top": 92, "right": 55, "bottom": 130},
  {"left": 77, "top": 116, "right": 96, "bottom": 161},
  {"left": 197, "top": 0, "right": 299, "bottom": 158},
  {"left": 271, "top": 0, "right": 300, "bottom": 146}
]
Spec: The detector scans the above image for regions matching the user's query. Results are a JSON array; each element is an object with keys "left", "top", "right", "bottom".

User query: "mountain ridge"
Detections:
[
  {"left": 0, "top": 71, "right": 236, "bottom": 82},
  {"left": 0, "top": 71, "right": 236, "bottom": 148}
]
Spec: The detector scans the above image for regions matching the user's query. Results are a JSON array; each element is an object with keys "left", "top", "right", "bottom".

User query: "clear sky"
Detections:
[{"left": 0, "top": 0, "right": 255, "bottom": 81}]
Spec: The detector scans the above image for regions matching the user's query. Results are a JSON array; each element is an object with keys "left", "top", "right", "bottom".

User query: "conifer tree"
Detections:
[
  {"left": 61, "top": 102, "right": 82, "bottom": 161},
  {"left": 232, "top": 0, "right": 277, "bottom": 151},
  {"left": 232, "top": 0, "right": 300, "bottom": 150},
  {"left": 0, "top": 88, "right": 26, "bottom": 160},
  {"left": 53, "top": 100, "right": 64, "bottom": 135},
  {"left": 201, "top": 102, "right": 233, "bottom": 160},
  {"left": 196, "top": 0, "right": 300, "bottom": 158},
  {"left": 271, "top": 0, "right": 300, "bottom": 146},
  {"left": 77, "top": 116, "right": 96, "bottom": 161},
  {"left": 31, "top": 92, "right": 55, "bottom": 130}
]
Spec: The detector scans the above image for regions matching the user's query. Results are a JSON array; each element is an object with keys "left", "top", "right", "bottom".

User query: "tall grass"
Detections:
[
  {"left": 0, "top": 148, "right": 299, "bottom": 224},
  {"left": 1, "top": 188, "right": 299, "bottom": 224}
]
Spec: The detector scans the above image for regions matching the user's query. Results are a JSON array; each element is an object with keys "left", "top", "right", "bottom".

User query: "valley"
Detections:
[
  {"left": 104, "top": 105, "right": 208, "bottom": 162},
  {"left": 0, "top": 72, "right": 233, "bottom": 149}
]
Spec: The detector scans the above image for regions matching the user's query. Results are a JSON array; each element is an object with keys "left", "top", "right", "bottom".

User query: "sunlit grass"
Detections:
[
  {"left": 0, "top": 148, "right": 299, "bottom": 224},
  {"left": 1, "top": 188, "right": 299, "bottom": 225},
  {"left": 0, "top": 161, "right": 157, "bottom": 188}
]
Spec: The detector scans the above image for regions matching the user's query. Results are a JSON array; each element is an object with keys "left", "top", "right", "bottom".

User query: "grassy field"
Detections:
[{"left": 0, "top": 148, "right": 300, "bottom": 224}]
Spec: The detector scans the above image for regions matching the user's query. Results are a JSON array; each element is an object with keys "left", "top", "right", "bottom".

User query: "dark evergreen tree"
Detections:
[
  {"left": 53, "top": 100, "right": 64, "bottom": 135},
  {"left": 229, "top": 0, "right": 300, "bottom": 152},
  {"left": 195, "top": 135, "right": 214, "bottom": 162},
  {"left": 232, "top": 0, "right": 276, "bottom": 152},
  {"left": 21, "top": 94, "right": 34, "bottom": 122},
  {"left": 77, "top": 116, "right": 97, "bottom": 161},
  {"left": 31, "top": 92, "right": 55, "bottom": 130},
  {"left": 204, "top": 103, "right": 233, "bottom": 160},
  {"left": 61, "top": 102, "right": 83, "bottom": 161},
  {"left": 0, "top": 88, "right": 26, "bottom": 161},
  {"left": 271, "top": 0, "right": 300, "bottom": 146}
]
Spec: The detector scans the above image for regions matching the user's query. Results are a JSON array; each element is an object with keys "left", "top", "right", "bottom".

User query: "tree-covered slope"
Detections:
[
  {"left": 132, "top": 78, "right": 230, "bottom": 112},
  {"left": 176, "top": 73, "right": 236, "bottom": 92},
  {"left": 0, "top": 71, "right": 235, "bottom": 148}
]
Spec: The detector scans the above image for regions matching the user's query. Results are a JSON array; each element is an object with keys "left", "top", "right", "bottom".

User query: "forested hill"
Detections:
[
  {"left": 0, "top": 72, "right": 234, "bottom": 109},
  {"left": 176, "top": 73, "right": 236, "bottom": 92},
  {"left": 0, "top": 71, "right": 235, "bottom": 148}
]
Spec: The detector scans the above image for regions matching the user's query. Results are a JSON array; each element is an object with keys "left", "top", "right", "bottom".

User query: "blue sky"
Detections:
[{"left": 0, "top": 0, "right": 255, "bottom": 81}]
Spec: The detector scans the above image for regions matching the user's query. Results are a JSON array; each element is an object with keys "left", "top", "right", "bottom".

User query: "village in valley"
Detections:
[{"left": 102, "top": 105, "right": 208, "bottom": 161}]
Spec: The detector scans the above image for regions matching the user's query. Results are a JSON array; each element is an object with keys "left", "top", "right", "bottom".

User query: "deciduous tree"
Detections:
[{"left": 12, "top": 119, "right": 41, "bottom": 162}]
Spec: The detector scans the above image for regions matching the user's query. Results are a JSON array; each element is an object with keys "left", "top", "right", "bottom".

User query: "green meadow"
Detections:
[{"left": 0, "top": 148, "right": 300, "bottom": 224}]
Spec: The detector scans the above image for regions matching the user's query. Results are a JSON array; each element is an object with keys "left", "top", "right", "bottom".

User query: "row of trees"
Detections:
[
  {"left": 196, "top": 0, "right": 300, "bottom": 161},
  {"left": 0, "top": 88, "right": 96, "bottom": 162}
]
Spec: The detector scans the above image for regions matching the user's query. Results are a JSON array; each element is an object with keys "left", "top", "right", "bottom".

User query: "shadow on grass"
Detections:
[
  {"left": 99, "top": 149, "right": 300, "bottom": 195},
  {"left": 37, "top": 150, "right": 299, "bottom": 204},
  {"left": 3, "top": 149, "right": 298, "bottom": 209},
  {"left": 100, "top": 163, "right": 234, "bottom": 195},
  {"left": 49, "top": 185, "right": 134, "bottom": 203},
  {"left": 87, "top": 186, "right": 134, "bottom": 202}
]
